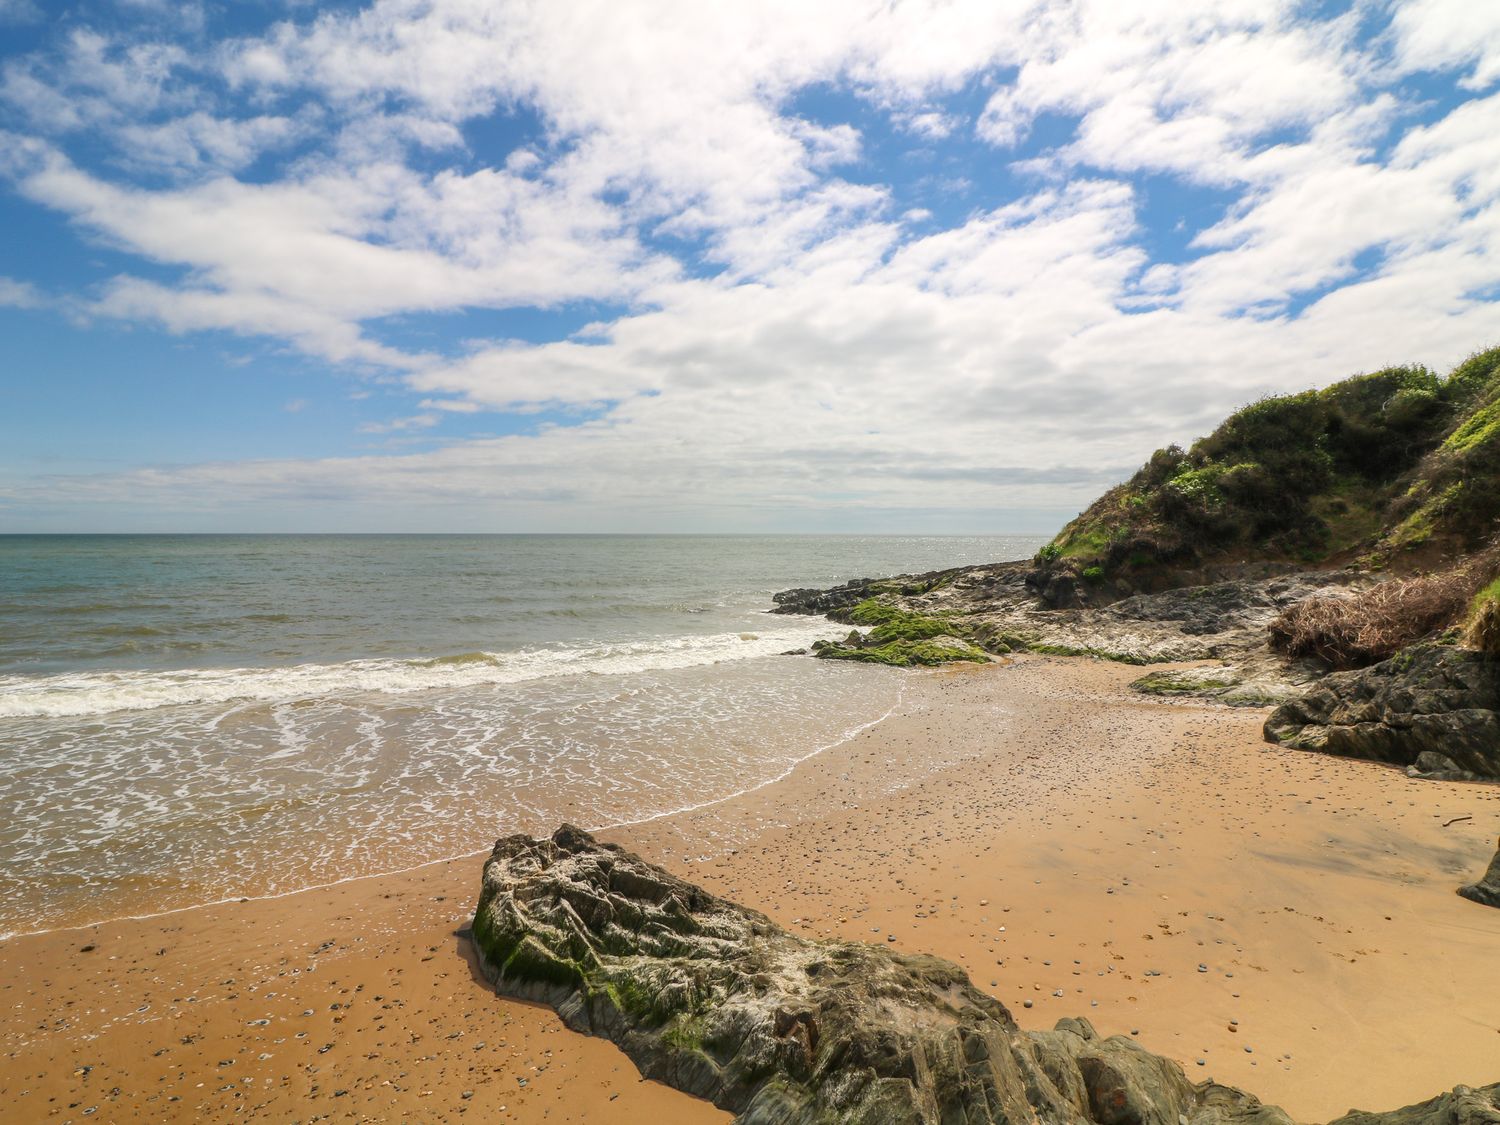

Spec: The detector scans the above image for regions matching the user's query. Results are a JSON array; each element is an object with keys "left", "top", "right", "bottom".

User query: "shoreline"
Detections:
[
  {"left": 0, "top": 644, "right": 906, "bottom": 943},
  {"left": 3, "top": 656, "right": 1498, "bottom": 1122},
  {"left": 0, "top": 680, "right": 910, "bottom": 947}
]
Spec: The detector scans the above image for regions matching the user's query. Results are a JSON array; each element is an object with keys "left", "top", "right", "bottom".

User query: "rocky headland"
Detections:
[
  {"left": 473, "top": 826, "right": 1500, "bottom": 1125},
  {"left": 777, "top": 346, "right": 1500, "bottom": 781},
  {"left": 774, "top": 562, "right": 1354, "bottom": 706}
]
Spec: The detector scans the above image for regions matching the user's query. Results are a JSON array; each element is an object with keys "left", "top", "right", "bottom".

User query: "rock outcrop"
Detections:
[
  {"left": 1328, "top": 1084, "right": 1500, "bottom": 1125},
  {"left": 1263, "top": 645, "right": 1500, "bottom": 780},
  {"left": 773, "top": 564, "right": 1351, "bottom": 704},
  {"left": 772, "top": 578, "right": 892, "bottom": 617},
  {"left": 1459, "top": 841, "right": 1500, "bottom": 908},
  {"left": 473, "top": 827, "right": 1498, "bottom": 1125}
]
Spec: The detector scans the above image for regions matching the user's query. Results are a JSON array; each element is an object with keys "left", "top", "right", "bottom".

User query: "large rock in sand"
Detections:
[
  {"left": 1460, "top": 841, "right": 1500, "bottom": 909},
  {"left": 1264, "top": 645, "right": 1500, "bottom": 780},
  {"left": 471, "top": 826, "right": 1498, "bottom": 1125}
]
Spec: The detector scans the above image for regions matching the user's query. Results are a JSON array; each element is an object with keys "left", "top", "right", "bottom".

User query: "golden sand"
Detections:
[{"left": 3, "top": 657, "right": 1497, "bottom": 1123}]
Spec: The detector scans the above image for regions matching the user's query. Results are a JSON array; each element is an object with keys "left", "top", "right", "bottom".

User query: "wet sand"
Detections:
[{"left": 3, "top": 657, "right": 1498, "bottom": 1123}]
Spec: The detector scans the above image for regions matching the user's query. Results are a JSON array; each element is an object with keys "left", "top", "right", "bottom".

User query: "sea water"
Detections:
[{"left": 0, "top": 534, "right": 1045, "bottom": 937}]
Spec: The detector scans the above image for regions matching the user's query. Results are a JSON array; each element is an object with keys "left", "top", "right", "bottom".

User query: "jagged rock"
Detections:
[
  {"left": 1405, "top": 752, "right": 1488, "bottom": 783},
  {"left": 1264, "top": 645, "right": 1500, "bottom": 780},
  {"left": 1328, "top": 1084, "right": 1500, "bottom": 1125},
  {"left": 472, "top": 827, "right": 1495, "bottom": 1125},
  {"left": 771, "top": 579, "right": 886, "bottom": 616},
  {"left": 1459, "top": 841, "right": 1500, "bottom": 909}
]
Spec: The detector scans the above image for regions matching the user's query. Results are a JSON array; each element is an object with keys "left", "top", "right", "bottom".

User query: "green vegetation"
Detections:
[
  {"left": 1465, "top": 576, "right": 1500, "bottom": 655},
  {"left": 1037, "top": 346, "right": 1500, "bottom": 590},
  {"left": 475, "top": 920, "right": 586, "bottom": 991},
  {"left": 843, "top": 598, "right": 959, "bottom": 642},
  {"left": 854, "top": 573, "right": 954, "bottom": 599},
  {"left": 1132, "top": 671, "right": 1238, "bottom": 695},
  {"left": 812, "top": 636, "right": 989, "bottom": 667},
  {"left": 813, "top": 598, "right": 993, "bottom": 665},
  {"left": 661, "top": 1015, "right": 706, "bottom": 1052}
]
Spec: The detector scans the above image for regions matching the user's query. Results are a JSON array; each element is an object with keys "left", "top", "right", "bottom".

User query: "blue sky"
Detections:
[{"left": 1, "top": 0, "right": 1499, "bottom": 532}]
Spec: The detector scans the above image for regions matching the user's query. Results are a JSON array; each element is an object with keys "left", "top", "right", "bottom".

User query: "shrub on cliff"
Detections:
[
  {"left": 1038, "top": 345, "right": 1500, "bottom": 592},
  {"left": 1466, "top": 579, "right": 1500, "bottom": 657}
]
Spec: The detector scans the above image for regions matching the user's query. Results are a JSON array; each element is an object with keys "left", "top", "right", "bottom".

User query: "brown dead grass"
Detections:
[
  {"left": 1465, "top": 596, "right": 1500, "bottom": 656},
  {"left": 1269, "top": 570, "right": 1478, "bottom": 669}
]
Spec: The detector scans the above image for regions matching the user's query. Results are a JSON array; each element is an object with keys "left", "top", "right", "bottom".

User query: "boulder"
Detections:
[
  {"left": 1264, "top": 645, "right": 1500, "bottom": 780},
  {"left": 471, "top": 827, "right": 1499, "bottom": 1125},
  {"left": 1459, "top": 840, "right": 1500, "bottom": 909},
  {"left": 771, "top": 580, "right": 884, "bottom": 616},
  {"left": 1328, "top": 1084, "right": 1500, "bottom": 1125},
  {"left": 1406, "top": 752, "right": 1489, "bottom": 783}
]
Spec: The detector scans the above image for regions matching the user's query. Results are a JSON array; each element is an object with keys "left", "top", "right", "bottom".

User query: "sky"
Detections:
[{"left": 1, "top": 0, "right": 1499, "bottom": 533}]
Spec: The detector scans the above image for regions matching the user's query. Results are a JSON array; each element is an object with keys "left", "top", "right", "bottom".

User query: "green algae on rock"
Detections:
[
  {"left": 472, "top": 826, "right": 1500, "bottom": 1125},
  {"left": 808, "top": 598, "right": 991, "bottom": 666}
]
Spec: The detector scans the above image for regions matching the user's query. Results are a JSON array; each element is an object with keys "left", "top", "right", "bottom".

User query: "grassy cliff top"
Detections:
[{"left": 1042, "top": 345, "right": 1500, "bottom": 592}]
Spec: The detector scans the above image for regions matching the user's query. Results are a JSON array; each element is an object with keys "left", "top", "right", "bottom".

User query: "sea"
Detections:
[{"left": 0, "top": 533, "right": 1046, "bottom": 939}]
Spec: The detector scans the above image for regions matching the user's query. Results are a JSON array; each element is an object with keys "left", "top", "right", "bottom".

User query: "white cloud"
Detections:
[
  {"left": 1, "top": 28, "right": 192, "bottom": 132},
  {"left": 0, "top": 0, "right": 41, "bottom": 25},
  {"left": 893, "top": 109, "right": 958, "bottom": 139},
  {"left": 115, "top": 111, "right": 310, "bottom": 174},
  {"left": 0, "top": 275, "right": 40, "bottom": 307},
  {"left": 977, "top": 4, "right": 1367, "bottom": 184},
  {"left": 357, "top": 411, "right": 439, "bottom": 434},
  {"left": 1390, "top": 0, "right": 1500, "bottom": 90},
  {"left": 3, "top": 135, "right": 676, "bottom": 361},
  {"left": 1, "top": 0, "right": 1499, "bottom": 529}
]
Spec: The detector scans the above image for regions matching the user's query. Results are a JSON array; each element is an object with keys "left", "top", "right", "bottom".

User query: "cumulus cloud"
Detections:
[
  {"left": 1, "top": 0, "right": 1499, "bottom": 529},
  {"left": 1390, "top": 0, "right": 1500, "bottom": 90},
  {"left": 0, "top": 275, "right": 40, "bottom": 307}
]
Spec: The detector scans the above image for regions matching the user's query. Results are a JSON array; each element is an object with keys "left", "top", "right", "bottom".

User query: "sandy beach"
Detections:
[{"left": 4, "top": 656, "right": 1498, "bottom": 1124}]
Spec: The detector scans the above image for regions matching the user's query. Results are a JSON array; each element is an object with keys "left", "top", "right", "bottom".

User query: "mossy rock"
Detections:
[
  {"left": 1132, "top": 671, "right": 1237, "bottom": 695},
  {"left": 813, "top": 636, "right": 989, "bottom": 668}
]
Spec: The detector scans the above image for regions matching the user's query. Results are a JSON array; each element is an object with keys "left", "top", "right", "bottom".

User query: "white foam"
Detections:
[
  {"left": 0, "top": 618, "right": 837, "bottom": 719},
  {"left": 0, "top": 675, "right": 908, "bottom": 944}
]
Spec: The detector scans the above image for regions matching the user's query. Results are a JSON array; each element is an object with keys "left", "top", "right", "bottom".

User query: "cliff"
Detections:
[{"left": 1034, "top": 346, "right": 1500, "bottom": 601}]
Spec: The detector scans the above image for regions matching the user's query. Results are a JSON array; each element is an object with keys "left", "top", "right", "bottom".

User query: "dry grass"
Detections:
[
  {"left": 1465, "top": 582, "right": 1500, "bottom": 656},
  {"left": 1269, "top": 570, "right": 1479, "bottom": 669}
]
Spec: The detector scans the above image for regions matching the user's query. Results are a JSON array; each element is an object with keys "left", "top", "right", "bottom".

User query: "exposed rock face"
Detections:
[
  {"left": 773, "top": 563, "right": 1352, "bottom": 704},
  {"left": 772, "top": 578, "right": 898, "bottom": 616},
  {"left": 1459, "top": 841, "right": 1500, "bottom": 908},
  {"left": 472, "top": 827, "right": 1498, "bottom": 1125},
  {"left": 1263, "top": 645, "right": 1500, "bottom": 780},
  {"left": 1406, "top": 752, "right": 1489, "bottom": 784},
  {"left": 1328, "top": 1085, "right": 1500, "bottom": 1125}
]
